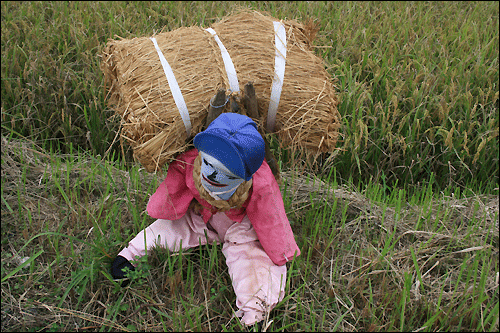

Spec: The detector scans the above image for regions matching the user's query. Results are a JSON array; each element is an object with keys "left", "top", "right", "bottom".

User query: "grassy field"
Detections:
[{"left": 1, "top": 1, "right": 499, "bottom": 332}]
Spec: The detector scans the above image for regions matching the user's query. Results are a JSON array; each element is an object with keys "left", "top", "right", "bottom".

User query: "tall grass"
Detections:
[
  {"left": 316, "top": 1, "right": 499, "bottom": 192},
  {"left": 1, "top": 1, "right": 498, "bottom": 191}
]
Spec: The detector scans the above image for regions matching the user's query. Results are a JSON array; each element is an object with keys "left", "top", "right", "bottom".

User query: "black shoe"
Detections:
[
  {"left": 248, "top": 320, "right": 264, "bottom": 332},
  {"left": 111, "top": 255, "right": 135, "bottom": 286}
]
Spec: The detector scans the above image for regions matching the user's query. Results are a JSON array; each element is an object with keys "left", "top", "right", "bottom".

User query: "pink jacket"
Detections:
[{"left": 146, "top": 148, "right": 300, "bottom": 265}]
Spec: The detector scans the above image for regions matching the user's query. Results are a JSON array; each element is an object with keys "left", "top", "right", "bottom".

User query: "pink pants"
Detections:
[{"left": 118, "top": 209, "right": 287, "bottom": 326}]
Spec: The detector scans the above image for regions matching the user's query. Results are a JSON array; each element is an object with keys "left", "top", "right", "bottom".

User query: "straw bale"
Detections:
[{"left": 100, "top": 10, "right": 340, "bottom": 173}]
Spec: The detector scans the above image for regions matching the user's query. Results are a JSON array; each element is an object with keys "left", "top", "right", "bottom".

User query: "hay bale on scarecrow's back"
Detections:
[
  {"left": 100, "top": 9, "right": 340, "bottom": 173},
  {"left": 211, "top": 12, "right": 340, "bottom": 153},
  {"left": 101, "top": 25, "right": 219, "bottom": 170}
]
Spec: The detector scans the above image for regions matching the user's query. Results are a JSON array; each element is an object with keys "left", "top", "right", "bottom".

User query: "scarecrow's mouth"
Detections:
[{"left": 202, "top": 175, "right": 227, "bottom": 187}]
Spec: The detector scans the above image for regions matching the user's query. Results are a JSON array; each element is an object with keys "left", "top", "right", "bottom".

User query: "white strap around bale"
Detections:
[
  {"left": 205, "top": 28, "right": 240, "bottom": 93},
  {"left": 150, "top": 37, "right": 192, "bottom": 137},
  {"left": 267, "top": 21, "right": 287, "bottom": 133}
]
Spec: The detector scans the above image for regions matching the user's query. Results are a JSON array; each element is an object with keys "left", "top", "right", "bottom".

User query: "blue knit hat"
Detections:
[{"left": 193, "top": 113, "right": 265, "bottom": 181}]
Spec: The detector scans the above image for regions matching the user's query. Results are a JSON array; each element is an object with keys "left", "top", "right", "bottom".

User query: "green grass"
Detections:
[
  {"left": 2, "top": 137, "right": 498, "bottom": 331},
  {"left": 1, "top": 1, "right": 498, "bottom": 191},
  {"left": 1, "top": 1, "right": 499, "bottom": 332}
]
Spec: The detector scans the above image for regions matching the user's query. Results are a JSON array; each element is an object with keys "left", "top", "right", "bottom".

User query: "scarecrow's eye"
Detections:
[
  {"left": 203, "top": 158, "right": 212, "bottom": 167},
  {"left": 227, "top": 176, "right": 239, "bottom": 180}
]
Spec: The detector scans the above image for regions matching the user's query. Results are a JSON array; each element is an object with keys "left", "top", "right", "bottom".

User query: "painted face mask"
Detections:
[{"left": 199, "top": 151, "right": 244, "bottom": 201}]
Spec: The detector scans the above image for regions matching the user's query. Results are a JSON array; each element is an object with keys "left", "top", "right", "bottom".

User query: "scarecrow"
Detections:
[
  {"left": 102, "top": 9, "right": 341, "bottom": 327},
  {"left": 111, "top": 85, "right": 300, "bottom": 326}
]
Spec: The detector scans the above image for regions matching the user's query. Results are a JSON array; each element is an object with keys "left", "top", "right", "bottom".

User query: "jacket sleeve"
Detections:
[
  {"left": 146, "top": 152, "right": 194, "bottom": 220},
  {"left": 246, "top": 161, "right": 301, "bottom": 266}
]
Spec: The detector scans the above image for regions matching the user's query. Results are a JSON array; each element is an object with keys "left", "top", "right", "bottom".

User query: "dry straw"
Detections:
[{"left": 100, "top": 9, "right": 340, "bottom": 173}]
